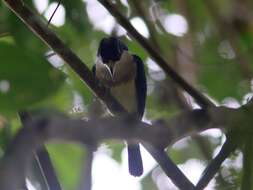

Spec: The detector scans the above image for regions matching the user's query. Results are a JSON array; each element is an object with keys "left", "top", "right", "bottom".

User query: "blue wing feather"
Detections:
[{"left": 133, "top": 54, "right": 147, "bottom": 119}]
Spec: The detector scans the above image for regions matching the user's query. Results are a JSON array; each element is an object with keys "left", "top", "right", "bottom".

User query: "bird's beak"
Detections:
[{"left": 107, "top": 61, "right": 114, "bottom": 75}]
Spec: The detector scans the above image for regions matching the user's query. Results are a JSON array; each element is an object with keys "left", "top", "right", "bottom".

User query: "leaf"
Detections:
[
  {"left": 67, "top": 67, "right": 93, "bottom": 108},
  {"left": 105, "top": 140, "right": 125, "bottom": 163},
  {"left": 197, "top": 38, "right": 250, "bottom": 101},
  {"left": 7, "top": 12, "right": 46, "bottom": 52},
  {"left": 146, "top": 93, "right": 180, "bottom": 120},
  {"left": 141, "top": 172, "right": 158, "bottom": 190},
  {"left": 46, "top": 143, "right": 85, "bottom": 190},
  {"left": 0, "top": 42, "right": 64, "bottom": 113}
]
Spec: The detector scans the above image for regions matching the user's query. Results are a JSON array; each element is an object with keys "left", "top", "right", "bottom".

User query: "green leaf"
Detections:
[
  {"left": 67, "top": 66, "right": 93, "bottom": 108},
  {"left": 0, "top": 117, "right": 11, "bottom": 152},
  {"left": 146, "top": 92, "right": 179, "bottom": 120},
  {"left": 197, "top": 38, "right": 250, "bottom": 101},
  {"left": 7, "top": 12, "right": 46, "bottom": 52},
  {"left": 46, "top": 143, "right": 85, "bottom": 190},
  {"left": 141, "top": 172, "right": 158, "bottom": 190},
  {"left": 105, "top": 140, "right": 124, "bottom": 163},
  {"left": 0, "top": 42, "right": 64, "bottom": 113}
]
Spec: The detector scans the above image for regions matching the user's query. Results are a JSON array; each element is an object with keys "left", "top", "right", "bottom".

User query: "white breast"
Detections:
[{"left": 110, "top": 79, "right": 137, "bottom": 113}]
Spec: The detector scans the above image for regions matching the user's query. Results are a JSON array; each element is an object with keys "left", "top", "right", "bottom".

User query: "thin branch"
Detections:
[
  {"left": 47, "top": 0, "right": 61, "bottom": 26},
  {"left": 98, "top": 0, "right": 214, "bottom": 108},
  {"left": 36, "top": 149, "right": 62, "bottom": 190},
  {"left": 19, "top": 111, "right": 62, "bottom": 190},
  {"left": 195, "top": 138, "right": 237, "bottom": 190}
]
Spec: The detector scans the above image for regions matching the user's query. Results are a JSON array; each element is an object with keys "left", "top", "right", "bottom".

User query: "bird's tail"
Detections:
[{"left": 127, "top": 144, "right": 143, "bottom": 176}]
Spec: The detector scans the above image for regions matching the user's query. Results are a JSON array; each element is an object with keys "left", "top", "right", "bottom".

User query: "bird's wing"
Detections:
[{"left": 133, "top": 54, "right": 147, "bottom": 119}]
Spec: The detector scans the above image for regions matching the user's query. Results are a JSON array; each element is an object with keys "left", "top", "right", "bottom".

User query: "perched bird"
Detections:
[{"left": 93, "top": 37, "right": 147, "bottom": 176}]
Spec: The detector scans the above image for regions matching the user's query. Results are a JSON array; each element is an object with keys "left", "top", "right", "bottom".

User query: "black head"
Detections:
[{"left": 97, "top": 37, "right": 128, "bottom": 63}]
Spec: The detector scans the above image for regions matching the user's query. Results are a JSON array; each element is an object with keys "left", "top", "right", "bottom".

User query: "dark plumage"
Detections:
[
  {"left": 97, "top": 37, "right": 128, "bottom": 63},
  {"left": 93, "top": 37, "right": 147, "bottom": 176}
]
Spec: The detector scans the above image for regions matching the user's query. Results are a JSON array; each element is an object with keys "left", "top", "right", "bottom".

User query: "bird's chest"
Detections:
[{"left": 110, "top": 79, "right": 137, "bottom": 113}]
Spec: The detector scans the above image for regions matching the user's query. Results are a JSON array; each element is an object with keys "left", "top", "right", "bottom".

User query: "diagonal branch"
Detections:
[
  {"left": 195, "top": 138, "right": 237, "bottom": 190},
  {"left": 144, "top": 145, "right": 195, "bottom": 190},
  {"left": 98, "top": 0, "right": 214, "bottom": 108},
  {"left": 19, "top": 111, "right": 62, "bottom": 190},
  {"left": 78, "top": 145, "right": 94, "bottom": 190},
  {"left": 47, "top": 0, "right": 62, "bottom": 26}
]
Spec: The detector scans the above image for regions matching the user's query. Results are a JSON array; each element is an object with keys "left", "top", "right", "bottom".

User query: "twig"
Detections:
[
  {"left": 19, "top": 111, "right": 62, "bottom": 190},
  {"left": 195, "top": 138, "right": 237, "bottom": 190},
  {"left": 47, "top": 0, "right": 61, "bottom": 26},
  {"left": 36, "top": 149, "right": 62, "bottom": 190},
  {"left": 98, "top": 0, "right": 214, "bottom": 108}
]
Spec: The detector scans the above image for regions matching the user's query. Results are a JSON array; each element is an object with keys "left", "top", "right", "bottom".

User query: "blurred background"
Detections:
[{"left": 0, "top": 0, "right": 253, "bottom": 189}]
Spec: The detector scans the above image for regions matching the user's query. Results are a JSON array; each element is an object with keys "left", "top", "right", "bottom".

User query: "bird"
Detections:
[{"left": 92, "top": 36, "right": 147, "bottom": 176}]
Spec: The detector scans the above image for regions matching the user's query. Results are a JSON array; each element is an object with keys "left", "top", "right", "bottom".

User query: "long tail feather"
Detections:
[{"left": 127, "top": 144, "right": 143, "bottom": 176}]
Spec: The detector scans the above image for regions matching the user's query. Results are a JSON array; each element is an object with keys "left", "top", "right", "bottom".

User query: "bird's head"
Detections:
[
  {"left": 97, "top": 37, "right": 128, "bottom": 74},
  {"left": 95, "top": 37, "right": 136, "bottom": 87}
]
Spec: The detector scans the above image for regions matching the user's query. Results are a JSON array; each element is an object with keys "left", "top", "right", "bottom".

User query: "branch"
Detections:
[
  {"left": 98, "top": 0, "right": 214, "bottom": 108},
  {"left": 195, "top": 138, "right": 237, "bottom": 190},
  {"left": 0, "top": 105, "right": 248, "bottom": 190},
  {"left": 19, "top": 111, "right": 62, "bottom": 190},
  {"left": 47, "top": 0, "right": 62, "bottom": 26},
  {"left": 144, "top": 145, "right": 195, "bottom": 190}
]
